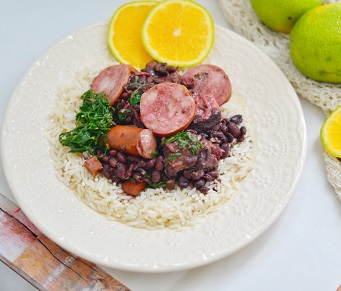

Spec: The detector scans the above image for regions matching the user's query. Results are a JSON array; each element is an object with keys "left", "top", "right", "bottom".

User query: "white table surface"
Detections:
[{"left": 1, "top": 1, "right": 341, "bottom": 290}]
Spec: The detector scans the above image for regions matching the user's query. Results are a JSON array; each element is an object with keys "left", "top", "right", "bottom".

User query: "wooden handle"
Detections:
[{"left": 0, "top": 193, "right": 130, "bottom": 290}]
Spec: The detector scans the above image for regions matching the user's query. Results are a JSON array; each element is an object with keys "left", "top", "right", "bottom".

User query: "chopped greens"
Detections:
[
  {"left": 162, "top": 131, "right": 203, "bottom": 156},
  {"left": 128, "top": 76, "right": 145, "bottom": 89},
  {"left": 59, "top": 90, "right": 115, "bottom": 154},
  {"left": 127, "top": 76, "right": 145, "bottom": 105},
  {"left": 118, "top": 108, "right": 131, "bottom": 120},
  {"left": 146, "top": 172, "right": 166, "bottom": 189},
  {"left": 150, "top": 151, "right": 159, "bottom": 158},
  {"left": 148, "top": 181, "right": 166, "bottom": 189},
  {"left": 128, "top": 89, "right": 143, "bottom": 105},
  {"left": 164, "top": 153, "right": 182, "bottom": 164}
]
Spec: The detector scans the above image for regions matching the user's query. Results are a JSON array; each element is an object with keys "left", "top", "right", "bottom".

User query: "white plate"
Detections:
[{"left": 1, "top": 23, "right": 306, "bottom": 272}]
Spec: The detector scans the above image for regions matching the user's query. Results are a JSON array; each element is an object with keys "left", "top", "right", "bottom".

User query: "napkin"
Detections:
[{"left": 218, "top": 0, "right": 341, "bottom": 199}]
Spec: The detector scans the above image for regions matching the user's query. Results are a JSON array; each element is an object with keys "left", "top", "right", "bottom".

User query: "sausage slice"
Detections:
[
  {"left": 182, "top": 64, "right": 232, "bottom": 106},
  {"left": 90, "top": 64, "right": 134, "bottom": 105},
  {"left": 136, "top": 129, "right": 157, "bottom": 159},
  {"left": 140, "top": 82, "right": 196, "bottom": 137},
  {"left": 107, "top": 125, "right": 156, "bottom": 159}
]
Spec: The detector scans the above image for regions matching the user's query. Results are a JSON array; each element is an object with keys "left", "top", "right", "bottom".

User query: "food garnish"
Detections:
[
  {"left": 142, "top": 0, "right": 214, "bottom": 67},
  {"left": 107, "top": 1, "right": 157, "bottom": 70},
  {"left": 107, "top": 0, "right": 214, "bottom": 69},
  {"left": 162, "top": 131, "right": 203, "bottom": 157},
  {"left": 59, "top": 90, "right": 114, "bottom": 154}
]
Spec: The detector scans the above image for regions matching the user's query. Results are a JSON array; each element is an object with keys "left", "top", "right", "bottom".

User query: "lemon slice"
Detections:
[
  {"left": 142, "top": 0, "right": 214, "bottom": 67},
  {"left": 107, "top": 1, "right": 158, "bottom": 70},
  {"left": 320, "top": 105, "right": 341, "bottom": 158}
]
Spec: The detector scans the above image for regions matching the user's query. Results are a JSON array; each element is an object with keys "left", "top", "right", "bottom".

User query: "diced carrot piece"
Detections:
[
  {"left": 83, "top": 156, "right": 103, "bottom": 177},
  {"left": 122, "top": 180, "right": 147, "bottom": 196}
]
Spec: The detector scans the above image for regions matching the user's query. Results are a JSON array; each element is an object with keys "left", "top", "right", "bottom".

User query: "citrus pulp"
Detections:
[
  {"left": 320, "top": 105, "right": 341, "bottom": 158},
  {"left": 107, "top": 1, "right": 157, "bottom": 70},
  {"left": 142, "top": 0, "right": 214, "bottom": 67}
]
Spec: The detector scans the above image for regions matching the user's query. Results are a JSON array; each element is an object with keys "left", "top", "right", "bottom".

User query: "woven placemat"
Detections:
[{"left": 217, "top": 0, "right": 341, "bottom": 199}]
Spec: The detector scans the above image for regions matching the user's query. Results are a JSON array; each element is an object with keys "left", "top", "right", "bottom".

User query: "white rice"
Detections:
[{"left": 48, "top": 66, "right": 253, "bottom": 230}]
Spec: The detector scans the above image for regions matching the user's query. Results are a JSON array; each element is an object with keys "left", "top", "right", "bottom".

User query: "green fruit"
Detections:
[
  {"left": 290, "top": 3, "right": 341, "bottom": 83},
  {"left": 251, "top": 0, "right": 322, "bottom": 32}
]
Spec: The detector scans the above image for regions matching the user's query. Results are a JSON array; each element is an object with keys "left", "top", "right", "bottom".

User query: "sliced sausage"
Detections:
[
  {"left": 140, "top": 82, "right": 196, "bottom": 137},
  {"left": 188, "top": 71, "right": 221, "bottom": 120},
  {"left": 107, "top": 125, "right": 156, "bottom": 159},
  {"left": 90, "top": 64, "right": 135, "bottom": 105},
  {"left": 182, "top": 64, "right": 232, "bottom": 106},
  {"left": 83, "top": 156, "right": 103, "bottom": 177},
  {"left": 136, "top": 129, "right": 158, "bottom": 159},
  {"left": 183, "top": 71, "right": 222, "bottom": 132}
]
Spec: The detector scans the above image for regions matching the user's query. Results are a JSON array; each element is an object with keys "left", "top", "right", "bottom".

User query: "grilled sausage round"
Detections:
[
  {"left": 182, "top": 64, "right": 232, "bottom": 106},
  {"left": 90, "top": 64, "right": 135, "bottom": 105},
  {"left": 140, "top": 82, "right": 196, "bottom": 136}
]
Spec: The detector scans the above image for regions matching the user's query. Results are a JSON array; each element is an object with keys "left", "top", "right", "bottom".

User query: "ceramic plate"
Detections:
[{"left": 1, "top": 22, "right": 306, "bottom": 272}]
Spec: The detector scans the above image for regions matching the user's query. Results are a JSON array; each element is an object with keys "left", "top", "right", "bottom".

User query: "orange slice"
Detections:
[
  {"left": 107, "top": 1, "right": 158, "bottom": 70},
  {"left": 142, "top": 0, "right": 214, "bottom": 67},
  {"left": 320, "top": 105, "right": 341, "bottom": 158}
]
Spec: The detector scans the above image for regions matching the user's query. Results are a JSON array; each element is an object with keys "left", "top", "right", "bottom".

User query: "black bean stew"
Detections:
[{"left": 88, "top": 61, "right": 247, "bottom": 196}]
